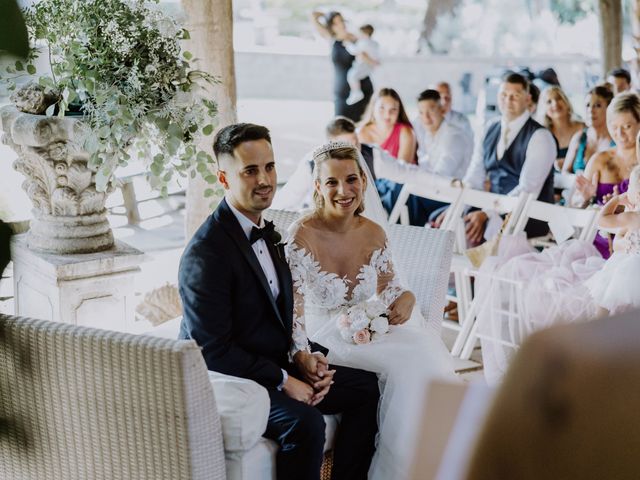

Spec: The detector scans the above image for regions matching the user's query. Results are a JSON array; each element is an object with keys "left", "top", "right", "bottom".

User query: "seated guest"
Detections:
[
  {"left": 564, "top": 85, "right": 615, "bottom": 174},
  {"left": 358, "top": 88, "right": 417, "bottom": 212},
  {"left": 435, "top": 81, "right": 474, "bottom": 144},
  {"left": 573, "top": 92, "right": 640, "bottom": 258},
  {"left": 434, "top": 73, "right": 557, "bottom": 244},
  {"left": 608, "top": 67, "right": 632, "bottom": 95},
  {"left": 413, "top": 89, "right": 472, "bottom": 177},
  {"left": 407, "top": 89, "right": 472, "bottom": 224},
  {"left": 537, "top": 86, "right": 585, "bottom": 171}
]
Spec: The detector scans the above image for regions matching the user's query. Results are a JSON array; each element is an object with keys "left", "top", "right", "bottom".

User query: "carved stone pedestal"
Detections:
[
  {"left": 1, "top": 105, "right": 115, "bottom": 254},
  {"left": 11, "top": 234, "right": 146, "bottom": 332}
]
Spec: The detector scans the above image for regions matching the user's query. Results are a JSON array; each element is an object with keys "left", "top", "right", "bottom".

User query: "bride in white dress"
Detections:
[{"left": 285, "top": 141, "right": 455, "bottom": 480}]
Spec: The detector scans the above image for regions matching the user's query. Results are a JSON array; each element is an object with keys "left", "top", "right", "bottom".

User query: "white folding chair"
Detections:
[
  {"left": 447, "top": 190, "right": 529, "bottom": 357},
  {"left": 512, "top": 196, "right": 599, "bottom": 244},
  {"left": 387, "top": 178, "right": 464, "bottom": 232},
  {"left": 457, "top": 199, "right": 599, "bottom": 361}
]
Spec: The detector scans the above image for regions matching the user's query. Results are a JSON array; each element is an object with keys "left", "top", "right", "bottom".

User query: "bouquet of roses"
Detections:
[{"left": 337, "top": 299, "right": 390, "bottom": 345}]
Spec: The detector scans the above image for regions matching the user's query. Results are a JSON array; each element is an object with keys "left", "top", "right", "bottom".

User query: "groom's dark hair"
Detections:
[{"left": 213, "top": 123, "right": 272, "bottom": 165}]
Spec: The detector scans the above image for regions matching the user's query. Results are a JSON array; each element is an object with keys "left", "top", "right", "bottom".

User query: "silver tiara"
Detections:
[{"left": 311, "top": 140, "right": 357, "bottom": 160}]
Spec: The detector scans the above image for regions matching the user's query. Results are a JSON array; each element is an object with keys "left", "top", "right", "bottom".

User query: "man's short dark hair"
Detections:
[
  {"left": 502, "top": 72, "right": 530, "bottom": 93},
  {"left": 325, "top": 116, "right": 356, "bottom": 137},
  {"left": 213, "top": 123, "right": 271, "bottom": 160},
  {"left": 417, "top": 89, "right": 441, "bottom": 103},
  {"left": 360, "top": 24, "right": 374, "bottom": 36},
  {"left": 608, "top": 67, "right": 631, "bottom": 84},
  {"left": 529, "top": 82, "right": 540, "bottom": 105}
]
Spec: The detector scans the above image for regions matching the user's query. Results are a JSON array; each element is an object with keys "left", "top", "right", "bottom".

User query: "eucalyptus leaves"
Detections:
[{"left": 5, "top": 0, "right": 219, "bottom": 194}]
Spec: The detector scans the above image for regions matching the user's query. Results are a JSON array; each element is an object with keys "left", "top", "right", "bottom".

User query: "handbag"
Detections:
[{"left": 465, "top": 213, "right": 512, "bottom": 269}]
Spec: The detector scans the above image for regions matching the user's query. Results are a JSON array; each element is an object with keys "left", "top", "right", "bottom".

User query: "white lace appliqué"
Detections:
[{"left": 286, "top": 241, "right": 406, "bottom": 356}]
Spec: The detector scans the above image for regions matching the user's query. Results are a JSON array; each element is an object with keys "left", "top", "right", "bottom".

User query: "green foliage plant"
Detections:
[{"left": 5, "top": 0, "right": 219, "bottom": 194}]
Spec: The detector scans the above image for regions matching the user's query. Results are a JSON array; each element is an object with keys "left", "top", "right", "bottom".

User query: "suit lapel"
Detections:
[
  {"left": 266, "top": 240, "right": 293, "bottom": 334},
  {"left": 216, "top": 200, "right": 286, "bottom": 330}
]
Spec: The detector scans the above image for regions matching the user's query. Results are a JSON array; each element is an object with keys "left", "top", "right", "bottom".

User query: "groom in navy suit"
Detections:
[{"left": 178, "top": 123, "right": 379, "bottom": 480}]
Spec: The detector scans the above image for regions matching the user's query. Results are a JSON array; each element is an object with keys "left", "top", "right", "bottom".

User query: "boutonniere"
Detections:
[{"left": 264, "top": 222, "right": 287, "bottom": 261}]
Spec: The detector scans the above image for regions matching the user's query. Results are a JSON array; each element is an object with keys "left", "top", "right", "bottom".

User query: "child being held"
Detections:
[
  {"left": 584, "top": 164, "right": 640, "bottom": 315},
  {"left": 345, "top": 24, "right": 381, "bottom": 106}
]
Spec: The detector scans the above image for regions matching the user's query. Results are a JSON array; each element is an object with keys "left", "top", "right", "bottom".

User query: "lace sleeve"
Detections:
[
  {"left": 373, "top": 241, "right": 407, "bottom": 306},
  {"left": 286, "top": 242, "right": 312, "bottom": 358}
]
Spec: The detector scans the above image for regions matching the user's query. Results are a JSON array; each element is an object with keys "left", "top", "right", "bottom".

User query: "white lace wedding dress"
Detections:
[{"left": 286, "top": 217, "right": 455, "bottom": 480}]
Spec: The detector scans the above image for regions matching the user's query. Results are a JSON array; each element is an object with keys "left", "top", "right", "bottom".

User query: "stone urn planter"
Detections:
[{"left": 0, "top": 105, "right": 115, "bottom": 254}]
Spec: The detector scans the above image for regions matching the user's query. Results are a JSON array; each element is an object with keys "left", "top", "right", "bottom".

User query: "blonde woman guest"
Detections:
[
  {"left": 574, "top": 92, "right": 640, "bottom": 257},
  {"left": 538, "top": 86, "right": 585, "bottom": 170}
]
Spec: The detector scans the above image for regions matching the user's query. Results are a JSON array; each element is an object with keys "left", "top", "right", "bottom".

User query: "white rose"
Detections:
[
  {"left": 349, "top": 308, "right": 369, "bottom": 331},
  {"left": 365, "top": 300, "right": 387, "bottom": 318},
  {"left": 370, "top": 316, "right": 389, "bottom": 334}
]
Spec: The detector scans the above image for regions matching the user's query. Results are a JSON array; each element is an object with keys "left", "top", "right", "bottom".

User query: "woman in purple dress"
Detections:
[{"left": 573, "top": 93, "right": 640, "bottom": 258}]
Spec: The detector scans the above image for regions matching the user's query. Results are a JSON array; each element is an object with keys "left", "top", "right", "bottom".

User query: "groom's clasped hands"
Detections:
[{"left": 283, "top": 351, "right": 336, "bottom": 406}]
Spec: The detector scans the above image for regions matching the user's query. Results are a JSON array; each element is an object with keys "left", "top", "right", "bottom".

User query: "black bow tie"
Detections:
[{"left": 250, "top": 220, "right": 279, "bottom": 245}]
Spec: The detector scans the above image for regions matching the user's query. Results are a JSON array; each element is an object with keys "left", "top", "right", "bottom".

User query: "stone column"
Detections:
[{"left": 0, "top": 105, "right": 115, "bottom": 254}]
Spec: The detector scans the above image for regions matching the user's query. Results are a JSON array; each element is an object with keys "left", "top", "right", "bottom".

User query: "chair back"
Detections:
[
  {"left": 448, "top": 189, "right": 529, "bottom": 251},
  {"left": 388, "top": 225, "right": 455, "bottom": 335},
  {"left": 263, "top": 209, "right": 300, "bottom": 235},
  {"left": 0, "top": 315, "right": 226, "bottom": 480},
  {"left": 512, "top": 197, "right": 599, "bottom": 243},
  {"left": 388, "top": 180, "right": 464, "bottom": 231}
]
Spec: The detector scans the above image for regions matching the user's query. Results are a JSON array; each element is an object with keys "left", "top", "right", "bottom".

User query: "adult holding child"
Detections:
[
  {"left": 286, "top": 140, "right": 455, "bottom": 480},
  {"left": 311, "top": 11, "right": 374, "bottom": 122}
]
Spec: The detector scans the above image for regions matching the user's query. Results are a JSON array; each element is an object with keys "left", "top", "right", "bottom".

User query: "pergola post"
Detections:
[
  {"left": 181, "top": 0, "right": 237, "bottom": 239},
  {"left": 597, "top": 0, "right": 623, "bottom": 78}
]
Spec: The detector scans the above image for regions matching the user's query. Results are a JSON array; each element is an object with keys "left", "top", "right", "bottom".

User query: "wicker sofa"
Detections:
[{"left": 0, "top": 314, "right": 226, "bottom": 480}]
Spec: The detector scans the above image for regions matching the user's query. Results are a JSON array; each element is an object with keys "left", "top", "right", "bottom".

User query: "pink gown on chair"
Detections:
[{"left": 475, "top": 235, "right": 604, "bottom": 384}]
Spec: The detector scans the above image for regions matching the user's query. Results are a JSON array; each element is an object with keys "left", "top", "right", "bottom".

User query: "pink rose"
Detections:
[{"left": 352, "top": 329, "right": 371, "bottom": 345}]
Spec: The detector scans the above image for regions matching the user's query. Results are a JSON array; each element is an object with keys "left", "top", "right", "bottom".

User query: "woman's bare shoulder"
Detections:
[{"left": 359, "top": 216, "right": 387, "bottom": 244}]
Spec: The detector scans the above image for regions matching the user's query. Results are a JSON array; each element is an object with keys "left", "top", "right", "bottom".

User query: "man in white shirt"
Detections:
[
  {"left": 406, "top": 89, "right": 472, "bottom": 224},
  {"left": 435, "top": 73, "right": 556, "bottom": 244},
  {"left": 413, "top": 89, "right": 472, "bottom": 177},
  {"left": 436, "top": 81, "right": 474, "bottom": 145}
]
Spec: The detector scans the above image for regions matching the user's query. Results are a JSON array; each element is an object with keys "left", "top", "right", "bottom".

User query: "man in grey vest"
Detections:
[{"left": 436, "top": 72, "right": 556, "bottom": 244}]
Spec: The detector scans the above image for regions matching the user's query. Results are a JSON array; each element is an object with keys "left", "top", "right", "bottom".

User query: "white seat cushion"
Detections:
[{"left": 208, "top": 371, "right": 270, "bottom": 452}]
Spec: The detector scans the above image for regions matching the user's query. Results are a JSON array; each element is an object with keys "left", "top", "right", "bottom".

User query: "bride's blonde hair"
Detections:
[{"left": 312, "top": 142, "right": 366, "bottom": 215}]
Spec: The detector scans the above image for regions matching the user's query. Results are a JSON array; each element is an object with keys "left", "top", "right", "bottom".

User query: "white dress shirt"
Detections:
[
  {"left": 445, "top": 110, "right": 473, "bottom": 139},
  {"left": 227, "top": 200, "right": 280, "bottom": 299},
  {"left": 463, "top": 111, "right": 557, "bottom": 198},
  {"left": 412, "top": 119, "right": 472, "bottom": 178},
  {"left": 228, "top": 200, "right": 287, "bottom": 389}
]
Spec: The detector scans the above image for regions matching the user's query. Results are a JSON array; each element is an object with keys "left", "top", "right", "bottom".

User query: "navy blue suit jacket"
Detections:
[{"left": 178, "top": 198, "right": 294, "bottom": 389}]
